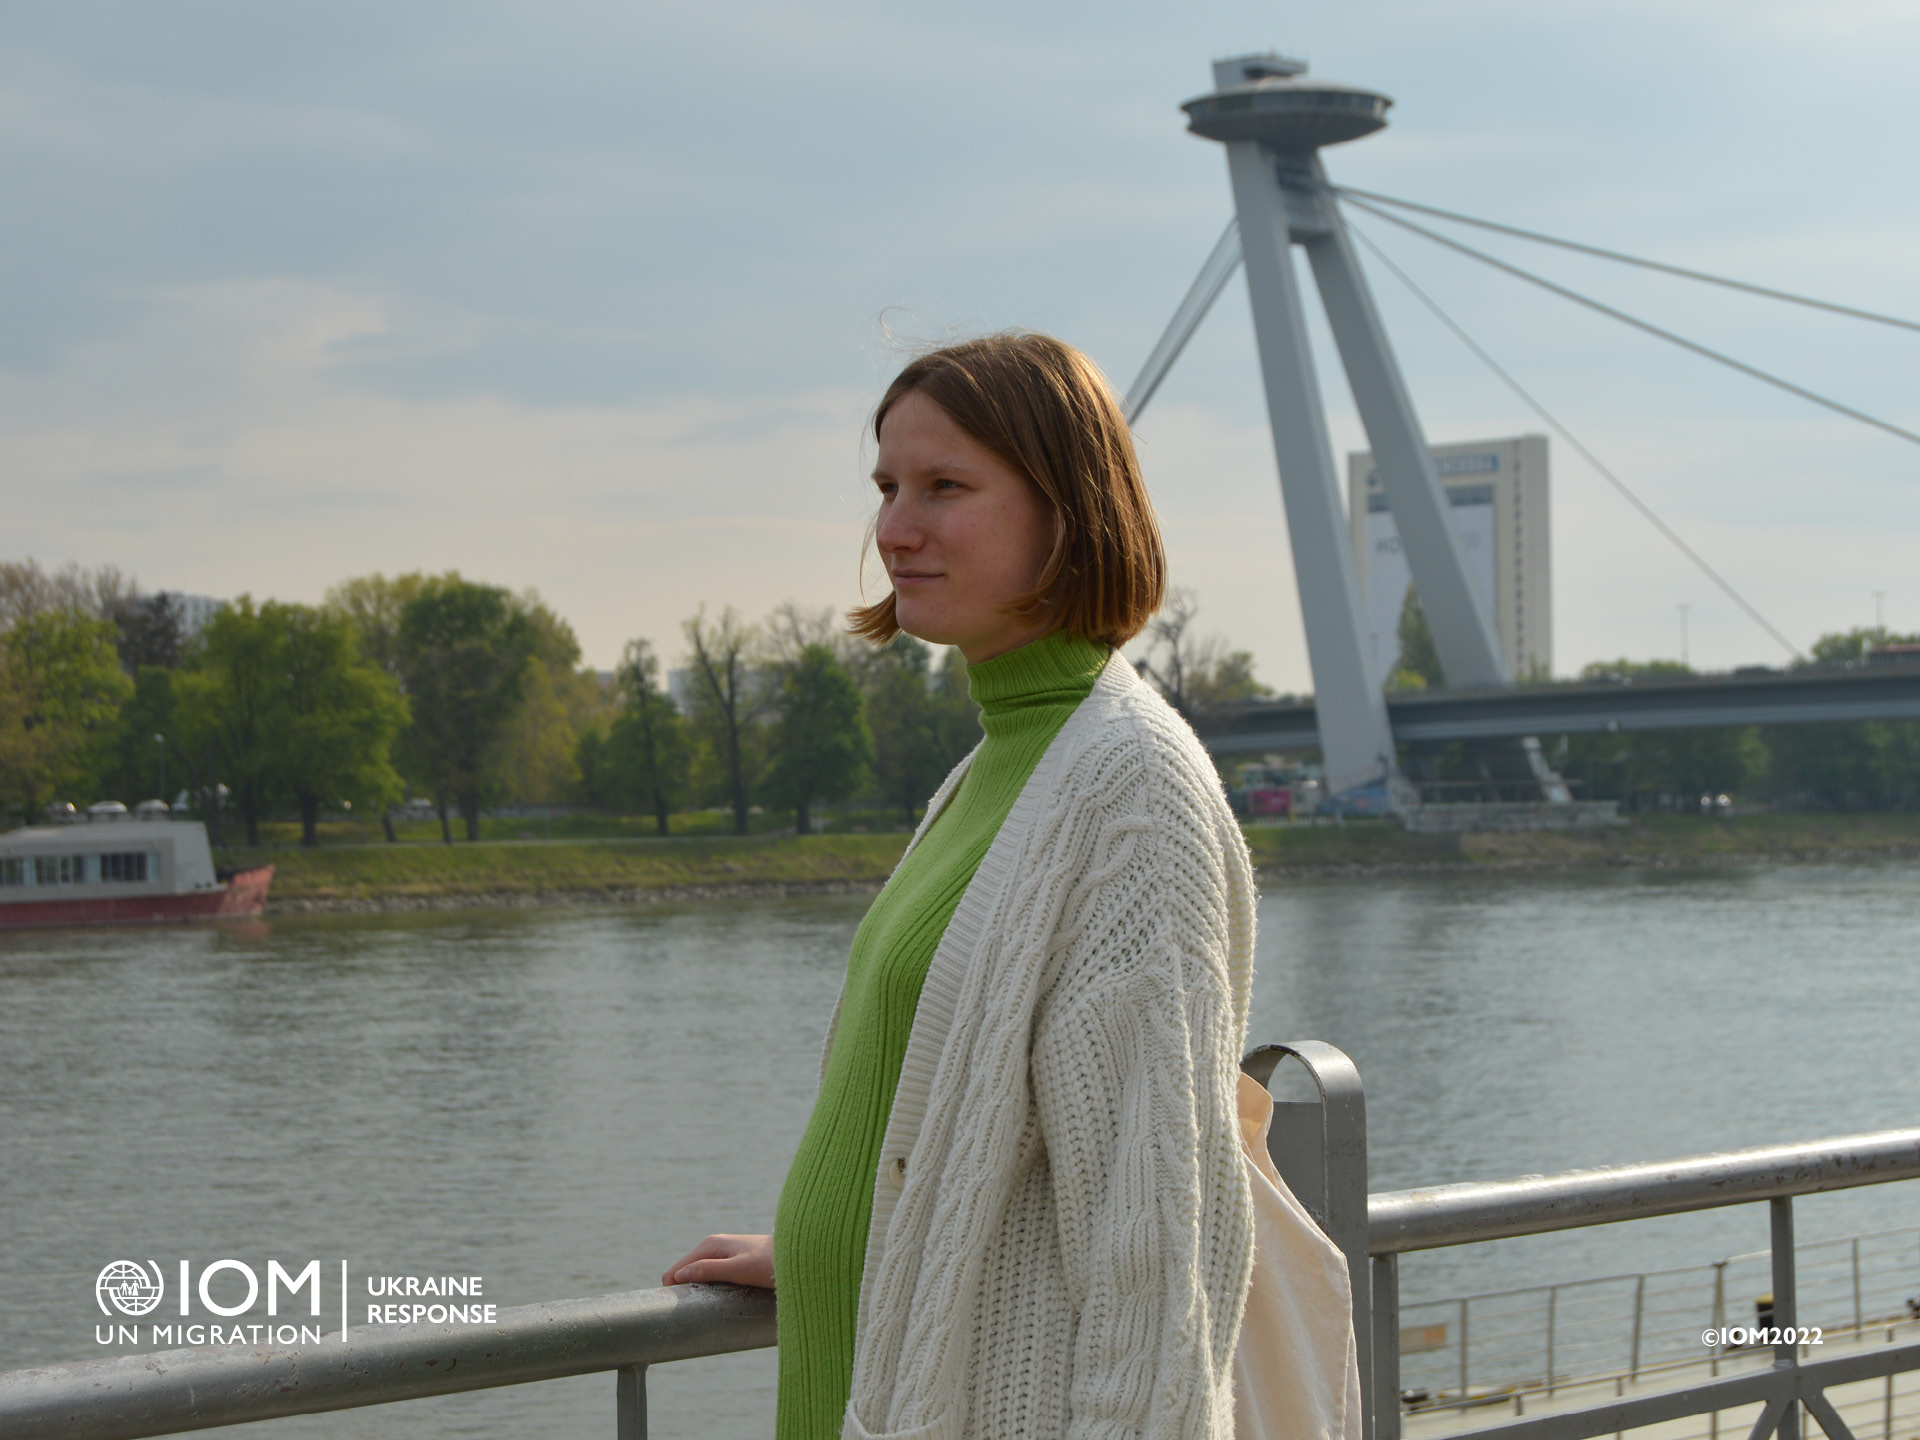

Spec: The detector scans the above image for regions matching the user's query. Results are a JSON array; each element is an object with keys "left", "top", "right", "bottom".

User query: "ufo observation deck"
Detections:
[{"left": 1182, "top": 76, "right": 1392, "bottom": 152}]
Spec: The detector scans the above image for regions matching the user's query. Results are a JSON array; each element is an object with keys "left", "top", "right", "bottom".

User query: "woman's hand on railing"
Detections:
[{"left": 662, "top": 1233, "right": 775, "bottom": 1289}]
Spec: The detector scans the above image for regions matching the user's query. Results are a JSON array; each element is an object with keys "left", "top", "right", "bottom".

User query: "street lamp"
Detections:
[{"left": 154, "top": 734, "right": 165, "bottom": 803}]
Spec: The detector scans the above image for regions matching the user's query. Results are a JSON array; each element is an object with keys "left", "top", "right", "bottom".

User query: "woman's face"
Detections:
[{"left": 872, "top": 390, "right": 1057, "bottom": 663}]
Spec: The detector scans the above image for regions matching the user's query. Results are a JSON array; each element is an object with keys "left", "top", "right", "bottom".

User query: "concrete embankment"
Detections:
[{"left": 220, "top": 814, "right": 1920, "bottom": 915}]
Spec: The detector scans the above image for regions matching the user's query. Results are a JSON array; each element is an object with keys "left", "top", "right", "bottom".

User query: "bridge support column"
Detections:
[
  {"left": 1224, "top": 137, "right": 1397, "bottom": 796},
  {"left": 1301, "top": 165, "right": 1509, "bottom": 689}
]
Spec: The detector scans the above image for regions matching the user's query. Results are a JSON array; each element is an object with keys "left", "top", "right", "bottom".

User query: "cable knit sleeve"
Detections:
[{"left": 1028, "top": 731, "right": 1255, "bottom": 1440}]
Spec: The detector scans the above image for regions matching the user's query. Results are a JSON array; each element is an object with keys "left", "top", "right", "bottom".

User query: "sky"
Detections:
[{"left": 5, "top": 0, "right": 1919, "bottom": 689}]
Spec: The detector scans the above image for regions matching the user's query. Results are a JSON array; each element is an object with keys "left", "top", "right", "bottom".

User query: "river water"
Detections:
[{"left": 3, "top": 862, "right": 1917, "bottom": 1438}]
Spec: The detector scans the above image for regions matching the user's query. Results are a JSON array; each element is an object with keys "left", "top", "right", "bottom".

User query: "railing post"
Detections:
[
  {"left": 1244, "top": 1042, "right": 1372, "bottom": 1440},
  {"left": 1630, "top": 1272, "right": 1646, "bottom": 1381},
  {"left": 1712, "top": 1261, "right": 1727, "bottom": 1378},
  {"left": 1852, "top": 1237, "right": 1863, "bottom": 1338},
  {"left": 1771, "top": 1196, "right": 1799, "bottom": 1440},
  {"left": 1460, "top": 1298, "right": 1470, "bottom": 1402},
  {"left": 1373, "top": 1253, "right": 1402, "bottom": 1440},
  {"left": 1546, "top": 1284, "right": 1558, "bottom": 1396},
  {"left": 616, "top": 1364, "right": 647, "bottom": 1440}
]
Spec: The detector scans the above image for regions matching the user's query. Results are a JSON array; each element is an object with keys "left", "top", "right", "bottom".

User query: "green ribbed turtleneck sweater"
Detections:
[{"left": 771, "top": 629, "right": 1110, "bottom": 1440}]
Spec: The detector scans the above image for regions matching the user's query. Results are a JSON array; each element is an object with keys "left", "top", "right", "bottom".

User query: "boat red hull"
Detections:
[{"left": 0, "top": 865, "right": 274, "bottom": 929}]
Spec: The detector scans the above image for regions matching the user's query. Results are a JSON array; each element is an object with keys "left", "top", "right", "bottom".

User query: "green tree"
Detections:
[
  {"left": 172, "top": 598, "right": 287, "bottom": 846},
  {"left": 327, "top": 572, "right": 430, "bottom": 839},
  {"left": 0, "top": 608, "right": 133, "bottom": 821},
  {"left": 683, "top": 606, "right": 765, "bottom": 836},
  {"left": 765, "top": 643, "right": 872, "bottom": 834},
  {"left": 602, "top": 638, "right": 688, "bottom": 834},
  {"left": 326, "top": 572, "right": 430, "bottom": 679},
  {"left": 860, "top": 635, "right": 945, "bottom": 823},
  {"left": 574, "top": 724, "right": 612, "bottom": 808},
  {"left": 929, "top": 644, "right": 982, "bottom": 775},
  {"left": 1188, "top": 648, "right": 1274, "bottom": 709},
  {"left": 278, "top": 606, "right": 408, "bottom": 846},
  {"left": 488, "top": 592, "right": 611, "bottom": 807},
  {"left": 1136, "top": 589, "right": 1276, "bottom": 716},
  {"left": 1871, "top": 718, "right": 1920, "bottom": 809},
  {"left": 1806, "top": 627, "right": 1910, "bottom": 665},
  {"left": 107, "top": 592, "right": 185, "bottom": 671},
  {"left": 1763, "top": 723, "right": 1878, "bottom": 807},
  {"left": 100, "top": 666, "right": 181, "bottom": 807},
  {"left": 1389, "top": 585, "right": 1444, "bottom": 691},
  {"left": 1761, "top": 628, "right": 1920, "bottom": 809},
  {"left": 1556, "top": 659, "right": 1765, "bottom": 807},
  {"left": 397, "top": 577, "right": 538, "bottom": 842}
]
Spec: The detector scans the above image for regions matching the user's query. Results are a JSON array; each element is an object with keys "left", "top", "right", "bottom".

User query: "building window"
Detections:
[{"left": 100, "top": 852, "right": 149, "bottom": 883}]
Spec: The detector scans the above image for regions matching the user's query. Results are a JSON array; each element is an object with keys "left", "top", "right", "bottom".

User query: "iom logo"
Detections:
[{"left": 96, "top": 1260, "right": 166, "bottom": 1317}]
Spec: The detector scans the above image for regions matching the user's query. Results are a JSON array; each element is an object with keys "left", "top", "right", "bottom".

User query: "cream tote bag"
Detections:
[{"left": 1232, "top": 1072, "right": 1365, "bottom": 1440}]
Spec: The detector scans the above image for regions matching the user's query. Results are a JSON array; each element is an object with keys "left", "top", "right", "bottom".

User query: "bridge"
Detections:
[
  {"left": 1193, "top": 661, "right": 1920, "bottom": 757},
  {"left": 1130, "top": 54, "right": 1919, "bottom": 802}
]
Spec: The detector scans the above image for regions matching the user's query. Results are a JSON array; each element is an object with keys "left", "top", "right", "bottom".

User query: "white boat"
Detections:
[{"left": 0, "top": 801, "right": 273, "bottom": 928}]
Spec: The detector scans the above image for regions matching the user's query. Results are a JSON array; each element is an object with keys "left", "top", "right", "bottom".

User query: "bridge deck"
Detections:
[{"left": 1195, "top": 665, "right": 1920, "bottom": 754}]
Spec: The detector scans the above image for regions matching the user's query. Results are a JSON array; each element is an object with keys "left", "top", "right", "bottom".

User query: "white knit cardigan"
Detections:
[{"left": 829, "top": 651, "right": 1258, "bottom": 1440}]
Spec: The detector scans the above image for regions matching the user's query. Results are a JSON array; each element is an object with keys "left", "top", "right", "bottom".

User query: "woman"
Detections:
[{"left": 665, "top": 332, "right": 1257, "bottom": 1440}]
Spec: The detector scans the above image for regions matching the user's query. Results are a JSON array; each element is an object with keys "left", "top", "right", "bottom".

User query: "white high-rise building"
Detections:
[{"left": 1347, "top": 434, "right": 1551, "bottom": 684}]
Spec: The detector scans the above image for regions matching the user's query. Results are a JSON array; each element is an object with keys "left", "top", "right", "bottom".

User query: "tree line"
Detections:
[
  {"left": 0, "top": 561, "right": 1002, "bottom": 843},
  {"left": 1550, "top": 631, "right": 1920, "bottom": 811},
  {"left": 1386, "top": 591, "right": 1920, "bottom": 810},
  {"left": 13, "top": 552, "right": 1902, "bottom": 834}
]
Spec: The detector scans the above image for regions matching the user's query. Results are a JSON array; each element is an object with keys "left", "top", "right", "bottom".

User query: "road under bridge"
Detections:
[{"left": 1192, "top": 664, "right": 1920, "bottom": 756}]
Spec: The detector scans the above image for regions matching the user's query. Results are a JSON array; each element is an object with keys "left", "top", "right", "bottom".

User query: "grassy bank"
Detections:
[
  {"left": 222, "top": 812, "right": 1920, "bottom": 910},
  {"left": 1241, "top": 811, "right": 1920, "bottom": 873},
  {"left": 223, "top": 832, "right": 913, "bottom": 906}
]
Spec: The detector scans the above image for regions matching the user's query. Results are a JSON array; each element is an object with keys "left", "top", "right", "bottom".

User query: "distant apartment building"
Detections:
[
  {"left": 1347, "top": 434, "right": 1552, "bottom": 683},
  {"left": 665, "top": 668, "right": 695, "bottom": 713}
]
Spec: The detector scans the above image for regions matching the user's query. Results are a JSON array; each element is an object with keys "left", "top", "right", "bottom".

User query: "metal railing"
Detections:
[
  {"left": 1243, "top": 1044, "right": 1920, "bottom": 1440},
  {"left": 1393, "top": 1225, "right": 1920, "bottom": 1409},
  {"left": 1, "top": 1043, "right": 1915, "bottom": 1440},
  {"left": 0, "top": 1284, "right": 773, "bottom": 1440}
]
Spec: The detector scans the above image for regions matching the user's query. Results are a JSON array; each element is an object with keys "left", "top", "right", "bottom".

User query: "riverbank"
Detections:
[
  {"left": 222, "top": 833, "right": 909, "bottom": 914},
  {"left": 1243, "top": 810, "right": 1920, "bottom": 875},
  {"left": 218, "top": 812, "right": 1920, "bottom": 913}
]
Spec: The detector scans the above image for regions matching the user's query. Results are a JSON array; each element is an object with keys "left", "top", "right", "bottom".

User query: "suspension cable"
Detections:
[
  {"left": 1339, "top": 192, "right": 1920, "bottom": 452},
  {"left": 1336, "top": 185, "right": 1920, "bottom": 336},
  {"left": 1123, "top": 218, "right": 1243, "bottom": 423},
  {"left": 1346, "top": 219, "right": 1806, "bottom": 662}
]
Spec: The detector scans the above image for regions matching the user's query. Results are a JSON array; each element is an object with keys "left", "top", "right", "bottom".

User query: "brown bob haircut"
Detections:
[{"left": 848, "top": 332, "right": 1167, "bottom": 649}]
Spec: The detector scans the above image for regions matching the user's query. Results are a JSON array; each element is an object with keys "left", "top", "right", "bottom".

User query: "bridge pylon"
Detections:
[{"left": 1182, "top": 55, "right": 1512, "bottom": 799}]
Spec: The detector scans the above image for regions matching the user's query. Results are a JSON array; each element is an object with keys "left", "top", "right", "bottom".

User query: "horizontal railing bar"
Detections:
[
  {"left": 1398, "top": 1220, "right": 1920, "bottom": 1307},
  {"left": 1441, "top": 1340, "right": 1920, "bottom": 1440},
  {"left": 1369, "top": 1129, "right": 1920, "bottom": 1254},
  {"left": 0, "top": 1283, "right": 775, "bottom": 1440}
]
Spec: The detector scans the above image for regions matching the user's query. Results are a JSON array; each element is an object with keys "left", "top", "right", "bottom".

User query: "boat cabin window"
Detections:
[
  {"left": 34, "top": 855, "right": 90, "bottom": 885},
  {"left": 1, "top": 858, "right": 22, "bottom": 886},
  {"left": 100, "top": 852, "right": 149, "bottom": 883}
]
